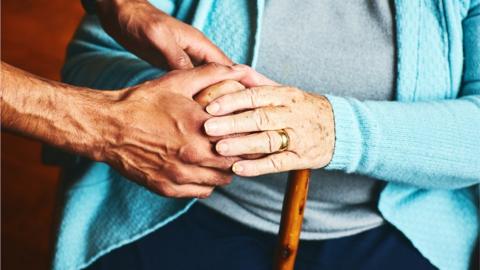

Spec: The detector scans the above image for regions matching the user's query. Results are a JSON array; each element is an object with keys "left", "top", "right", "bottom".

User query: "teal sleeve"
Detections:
[
  {"left": 62, "top": 16, "right": 165, "bottom": 89},
  {"left": 47, "top": 11, "right": 174, "bottom": 165},
  {"left": 325, "top": 95, "right": 480, "bottom": 189},
  {"left": 66, "top": 0, "right": 178, "bottom": 88},
  {"left": 324, "top": 2, "right": 480, "bottom": 189}
]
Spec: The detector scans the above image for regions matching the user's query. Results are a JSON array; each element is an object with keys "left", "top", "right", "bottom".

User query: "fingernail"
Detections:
[
  {"left": 232, "top": 163, "right": 244, "bottom": 173},
  {"left": 216, "top": 142, "right": 229, "bottom": 153},
  {"left": 204, "top": 121, "right": 218, "bottom": 134},
  {"left": 206, "top": 102, "right": 220, "bottom": 114}
]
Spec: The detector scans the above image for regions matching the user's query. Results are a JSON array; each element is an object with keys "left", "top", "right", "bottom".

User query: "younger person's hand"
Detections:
[
  {"left": 96, "top": 0, "right": 232, "bottom": 69},
  {"left": 91, "top": 64, "right": 255, "bottom": 198}
]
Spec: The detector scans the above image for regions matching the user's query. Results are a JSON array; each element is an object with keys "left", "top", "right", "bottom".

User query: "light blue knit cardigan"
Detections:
[{"left": 52, "top": 0, "right": 480, "bottom": 269}]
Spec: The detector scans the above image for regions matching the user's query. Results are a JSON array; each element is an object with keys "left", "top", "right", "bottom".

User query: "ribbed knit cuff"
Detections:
[{"left": 323, "top": 95, "right": 363, "bottom": 172}]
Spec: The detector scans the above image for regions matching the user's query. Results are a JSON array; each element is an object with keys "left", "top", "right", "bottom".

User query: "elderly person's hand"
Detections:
[
  {"left": 203, "top": 85, "right": 335, "bottom": 177},
  {"left": 96, "top": 0, "right": 232, "bottom": 69}
]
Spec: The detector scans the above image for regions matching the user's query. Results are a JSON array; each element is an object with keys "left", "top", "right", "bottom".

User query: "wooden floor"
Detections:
[{"left": 1, "top": 1, "right": 84, "bottom": 269}]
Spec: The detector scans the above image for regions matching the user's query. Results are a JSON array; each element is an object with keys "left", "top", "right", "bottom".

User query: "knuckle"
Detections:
[
  {"left": 174, "top": 174, "right": 191, "bottom": 185},
  {"left": 173, "top": 53, "right": 191, "bottom": 68},
  {"left": 246, "top": 88, "right": 260, "bottom": 107},
  {"left": 269, "top": 155, "right": 285, "bottom": 171},
  {"left": 172, "top": 168, "right": 197, "bottom": 185},
  {"left": 265, "top": 131, "right": 278, "bottom": 153},
  {"left": 178, "top": 145, "right": 202, "bottom": 164},
  {"left": 253, "top": 109, "right": 271, "bottom": 129},
  {"left": 165, "top": 164, "right": 191, "bottom": 185},
  {"left": 159, "top": 183, "right": 177, "bottom": 197}
]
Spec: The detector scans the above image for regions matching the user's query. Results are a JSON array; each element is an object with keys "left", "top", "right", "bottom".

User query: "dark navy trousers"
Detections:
[{"left": 88, "top": 203, "right": 437, "bottom": 270}]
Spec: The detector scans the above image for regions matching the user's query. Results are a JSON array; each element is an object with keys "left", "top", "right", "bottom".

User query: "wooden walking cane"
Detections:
[
  {"left": 195, "top": 81, "right": 311, "bottom": 269},
  {"left": 274, "top": 169, "right": 311, "bottom": 270}
]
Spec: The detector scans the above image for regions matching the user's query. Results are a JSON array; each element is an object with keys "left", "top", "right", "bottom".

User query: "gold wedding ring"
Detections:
[{"left": 277, "top": 129, "right": 290, "bottom": 152}]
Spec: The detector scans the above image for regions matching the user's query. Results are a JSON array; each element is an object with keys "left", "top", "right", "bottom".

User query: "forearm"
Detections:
[
  {"left": 1, "top": 62, "right": 118, "bottom": 160},
  {"left": 324, "top": 1, "right": 480, "bottom": 188}
]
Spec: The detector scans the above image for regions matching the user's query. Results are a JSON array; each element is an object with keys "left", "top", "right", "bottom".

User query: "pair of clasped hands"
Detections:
[{"left": 97, "top": 0, "right": 335, "bottom": 198}]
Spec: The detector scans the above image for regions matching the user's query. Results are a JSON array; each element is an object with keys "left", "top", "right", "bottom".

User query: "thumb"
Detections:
[
  {"left": 181, "top": 27, "right": 234, "bottom": 66},
  {"left": 149, "top": 32, "right": 194, "bottom": 70},
  {"left": 165, "top": 44, "right": 194, "bottom": 70}
]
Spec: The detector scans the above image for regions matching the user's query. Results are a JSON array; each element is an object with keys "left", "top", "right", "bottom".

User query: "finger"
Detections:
[
  {"left": 156, "top": 182, "right": 215, "bottom": 199},
  {"left": 236, "top": 65, "right": 280, "bottom": 88},
  {"left": 170, "top": 163, "right": 233, "bottom": 186},
  {"left": 178, "top": 63, "right": 252, "bottom": 97},
  {"left": 198, "top": 155, "right": 241, "bottom": 171},
  {"left": 216, "top": 130, "right": 291, "bottom": 156},
  {"left": 204, "top": 107, "right": 290, "bottom": 136},
  {"left": 177, "top": 139, "right": 239, "bottom": 170},
  {"left": 174, "top": 184, "right": 215, "bottom": 199},
  {"left": 206, "top": 86, "right": 299, "bottom": 116},
  {"left": 232, "top": 151, "right": 301, "bottom": 177},
  {"left": 194, "top": 80, "right": 245, "bottom": 108},
  {"left": 181, "top": 27, "right": 234, "bottom": 66},
  {"left": 149, "top": 30, "right": 194, "bottom": 70},
  {"left": 167, "top": 46, "right": 194, "bottom": 70}
]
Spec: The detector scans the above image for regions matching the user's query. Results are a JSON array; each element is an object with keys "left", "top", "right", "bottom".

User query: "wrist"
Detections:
[
  {"left": 322, "top": 95, "right": 360, "bottom": 171},
  {"left": 315, "top": 95, "right": 335, "bottom": 167},
  {"left": 42, "top": 85, "right": 123, "bottom": 162},
  {"left": 0, "top": 63, "right": 124, "bottom": 162},
  {"left": 68, "top": 88, "right": 125, "bottom": 162}
]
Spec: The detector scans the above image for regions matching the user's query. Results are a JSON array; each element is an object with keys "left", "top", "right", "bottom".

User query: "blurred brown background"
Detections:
[{"left": 1, "top": 1, "right": 84, "bottom": 269}]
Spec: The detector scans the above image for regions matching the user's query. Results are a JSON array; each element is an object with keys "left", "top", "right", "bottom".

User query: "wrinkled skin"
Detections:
[
  {"left": 204, "top": 86, "right": 335, "bottom": 177},
  {"left": 100, "top": 64, "right": 262, "bottom": 198}
]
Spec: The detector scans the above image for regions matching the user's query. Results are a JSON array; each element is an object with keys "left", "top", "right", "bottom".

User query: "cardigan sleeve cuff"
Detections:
[{"left": 323, "top": 95, "right": 364, "bottom": 172}]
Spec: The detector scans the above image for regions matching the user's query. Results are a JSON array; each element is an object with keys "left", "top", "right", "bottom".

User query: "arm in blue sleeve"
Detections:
[
  {"left": 68, "top": 0, "right": 179, "bottom": 87},
  {"left": 324, "top": 2, "right": 480, "bottom": 189},
  {"left": 62, "top": 15, "right": 165, "bottom": 89},
  {"left": 325, "top": 95, "right": 480, "bottom": 189}
]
